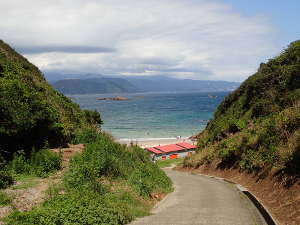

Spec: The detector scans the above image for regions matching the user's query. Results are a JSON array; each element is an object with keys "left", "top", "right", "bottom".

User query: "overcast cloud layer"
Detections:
[{"left": 1, "top": 0, "right": 280, "bottom": 81}]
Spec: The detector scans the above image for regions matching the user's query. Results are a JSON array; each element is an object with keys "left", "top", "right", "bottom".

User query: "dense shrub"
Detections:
[
  {"left": 65, "top": 133, "right": 172, "bottom": 196},
  {"left": 83, "top": 109, "right": 103, "bottom": 126},
  {"left": 0, "top": 169, "right": 14, "bottom": 189},
  {"left": 71, "top": 128, "right": 101, "bottom": 144},
  {"left": 9, "top": 149, "right": 62, "bottom": 178}
]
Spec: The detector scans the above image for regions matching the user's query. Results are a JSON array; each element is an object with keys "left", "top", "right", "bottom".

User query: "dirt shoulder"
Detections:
[
  {"left": 0, "top": 144, "right": 84, "bottom": 224},
  {"left": 177, "top": 165, "right": 300, "bottom": 225}
]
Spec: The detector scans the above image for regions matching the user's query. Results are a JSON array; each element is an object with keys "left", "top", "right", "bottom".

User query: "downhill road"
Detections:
[{"left": 130, "top": 168, "right": 267, "bottom": 225}]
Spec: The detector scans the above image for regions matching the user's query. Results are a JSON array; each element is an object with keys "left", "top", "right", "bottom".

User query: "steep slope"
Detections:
[
  {"left": 183, "top": 40, "right": 300, "bottom": 224},
  {"left": 185, "top": 40, "right": 300, "bottom": 177},
  {"left": 0, "top": 40, "right": 101, "bottom": 157},
  {"left": 52, "top": 77, "right": 139, "bottom": 94}
]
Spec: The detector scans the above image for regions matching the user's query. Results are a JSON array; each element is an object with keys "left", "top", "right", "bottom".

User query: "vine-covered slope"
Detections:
[
  {"left": 0, "top": 40, "right": 101, "bottom": 157},
  {"left": 185, "top": 40, "right": 300, "bottom": 179}
]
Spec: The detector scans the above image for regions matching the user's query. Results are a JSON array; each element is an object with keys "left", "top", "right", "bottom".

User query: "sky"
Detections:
[{"left": 0, "top": 0, "right": 299, "bottom": 82}]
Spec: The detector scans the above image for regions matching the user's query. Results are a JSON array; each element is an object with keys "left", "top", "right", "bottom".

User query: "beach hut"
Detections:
[{"left": 145, "top": 142, "right": 197, "bottom": 161}]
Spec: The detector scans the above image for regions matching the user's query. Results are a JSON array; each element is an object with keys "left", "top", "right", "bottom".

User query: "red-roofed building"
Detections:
[
  {"left": 155, "top": 144, "right": 185, "bottom": 153},
  {"left": 176, "top": 142, "right": 197, "bottom": 150},
  {"left": 145, "top": 142, "right": 197, "bottom": 161},
  {"left": 146, "top": 147, "right": 163, "bottom": 154}
]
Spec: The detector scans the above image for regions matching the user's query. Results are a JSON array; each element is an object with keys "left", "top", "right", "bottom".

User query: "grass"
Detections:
[
  {"left": 11, "top": 175, "right": 40, "bottom": 190},
  {"left": 156, "top": 158, "right": 184, "bottom": 168},
  {"left": 0, "top": 191, "right": 12, "bottom": 206},
  {"left": 9, "top": 149, "right": 62, "bottom": 178}
]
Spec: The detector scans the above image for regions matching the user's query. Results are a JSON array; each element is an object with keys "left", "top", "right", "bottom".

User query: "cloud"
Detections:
[
  {"left": 0, "top": 0, "right": 279, "bottom": 81},
  {"left": 15, "top": 45, "right": 115, "bottom": 54}
]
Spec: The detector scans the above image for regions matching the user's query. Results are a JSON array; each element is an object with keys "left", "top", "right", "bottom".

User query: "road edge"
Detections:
[{"left": 193, "top": 172, "right": 279, "bottom": 225}]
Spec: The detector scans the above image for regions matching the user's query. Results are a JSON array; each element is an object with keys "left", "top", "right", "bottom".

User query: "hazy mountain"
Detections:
[
  {"left": 44, "top": 72, "right": 104, "bottom": 82},
  {"left": 48, "top": 72, "right": 240, "bottom": 94},
  {"left": 51, "top": 77, "right": 140, "bottom": 94},
  {"left": 123, "top": 76, "right": 240, "bottom": 92}
]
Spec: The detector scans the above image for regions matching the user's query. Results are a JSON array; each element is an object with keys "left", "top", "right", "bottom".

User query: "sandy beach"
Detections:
[{"left": 118, "top": 137, "right": 196, "bottom": 148}]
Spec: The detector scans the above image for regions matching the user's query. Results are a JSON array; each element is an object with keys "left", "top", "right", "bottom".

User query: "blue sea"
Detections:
[{"left": 70, "top": 91, "right": 228, "bottom": 140}]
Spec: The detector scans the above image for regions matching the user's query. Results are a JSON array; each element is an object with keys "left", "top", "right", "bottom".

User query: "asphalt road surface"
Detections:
[{"left": 130, "top": 168, "right": 267, "bottom": 225}]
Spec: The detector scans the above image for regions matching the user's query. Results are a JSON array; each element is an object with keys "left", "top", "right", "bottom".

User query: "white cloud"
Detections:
[{"left": 0, "top": 0, "right": 279, "bottom": 81}]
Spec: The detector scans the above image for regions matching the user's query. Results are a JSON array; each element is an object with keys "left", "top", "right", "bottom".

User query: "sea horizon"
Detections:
[{"left": 70, "top": 91, "right": 228, "bottom": 140}]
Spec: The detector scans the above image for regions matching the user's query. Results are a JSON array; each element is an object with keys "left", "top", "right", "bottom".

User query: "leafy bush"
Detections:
[
  {"left": 0, "top": 154, "right": 14, "bottom": 189},
  {"left": 9, "top": 149, "right": 61, "bottom": 178},
  {"left": 83, "top": 109, "right": 103, "bottom": 126},
  {"left": 9, "top": 151, "right": 31, "bottom": 174},
  {"left": 72, "top": 128, "right": 100, "bottom": 144},
  {"left": 65, "top": 134, "right": 172, "bottom": 196},
  {"left": 0, "top": 169, "right": 14, "bottom": 189},
  {"left": 29, "top": 149, "right": 62, "bottom": 177}
]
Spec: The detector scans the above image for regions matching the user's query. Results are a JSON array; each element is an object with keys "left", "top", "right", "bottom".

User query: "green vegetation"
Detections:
[
  {"left": 9, "top": 149, "right": 62, "bottom": 178},
  {"left": 156, "top": 158, "right": 184, "bottom": 168},
  {"left": 0, "top": 157, "right": 14, "bottom": 189},
  {"left": 0, "top": 40, "right": 102, "bottom": 159},
  {"left": 0, "top": 169, "right": 14, "bottom": 189},
  {"left": 0, "top": 191, "right": 12, "bottom": 206},
  {"left": 184, "top": 40, "right": 300, "bottom": 181},
  {"left": 0, "top": 40, "right": 172, "bottom": 225},
  {"left": 5, "top": 132, "right": 172, "bottom": 225},
  {"left": 11, "top": 175, "right": 40, "bottom": 190}
]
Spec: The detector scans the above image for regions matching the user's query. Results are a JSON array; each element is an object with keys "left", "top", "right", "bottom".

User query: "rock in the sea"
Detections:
[
  {"left": 111, "top": 96, "right": 129, "bottom": 101},
  {"left": 97, "top": 96, "right": 129, "bottom": 101}
]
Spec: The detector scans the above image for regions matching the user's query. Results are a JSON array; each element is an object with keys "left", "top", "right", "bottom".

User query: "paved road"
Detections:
[{"left": 130, "top": 169, "right": 267, "bottom": 225}]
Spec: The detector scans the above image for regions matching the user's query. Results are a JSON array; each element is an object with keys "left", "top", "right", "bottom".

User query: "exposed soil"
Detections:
[
  {"left": 0, "top": 144, "right": 84, "bottom": 224},
  {"left": 177, "top": 164, "right": 300, "bottom": 225}
]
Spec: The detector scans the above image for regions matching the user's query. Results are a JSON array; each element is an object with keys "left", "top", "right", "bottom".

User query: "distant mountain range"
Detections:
[
  {"left": 124, "top": 76, "right": 240, "bottom": 92},
  {"left": 49, "top": 73, "right": 240, "bottom": 94},
  {"left": 51, "top": 77, "right": 139, "bottom": 94}
]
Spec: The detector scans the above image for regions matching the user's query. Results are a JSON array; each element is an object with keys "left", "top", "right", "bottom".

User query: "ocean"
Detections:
[{"left": 70, "top": 91, "right": 228, "bottom": 140}]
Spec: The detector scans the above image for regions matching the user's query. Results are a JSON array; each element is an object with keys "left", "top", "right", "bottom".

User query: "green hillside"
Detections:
[
  {"left": 5, "top": 133, "right": 172, "bottom": 225},
  {"left": 0, "top": 41, "right": 172, "bottom": 224},
  {"left": 0, "top": 40, "right": 102, "bottom": 157},
  {"left": 185, "top": 40, "right": 300, "bottom": 179}
]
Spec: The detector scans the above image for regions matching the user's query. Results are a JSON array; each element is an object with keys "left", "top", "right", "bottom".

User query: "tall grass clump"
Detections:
[
  {"left": 9, "top": 149, "right": 62, "bottom": 178},
  {"left": 71, "top": 128, "right": 101, "bottom": 144},
  {"left": 65, "top": 133, "right": 172, "bottom": 196},
  {"left": 0, "top": 191, "right": 12, "bottom": 206}
]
